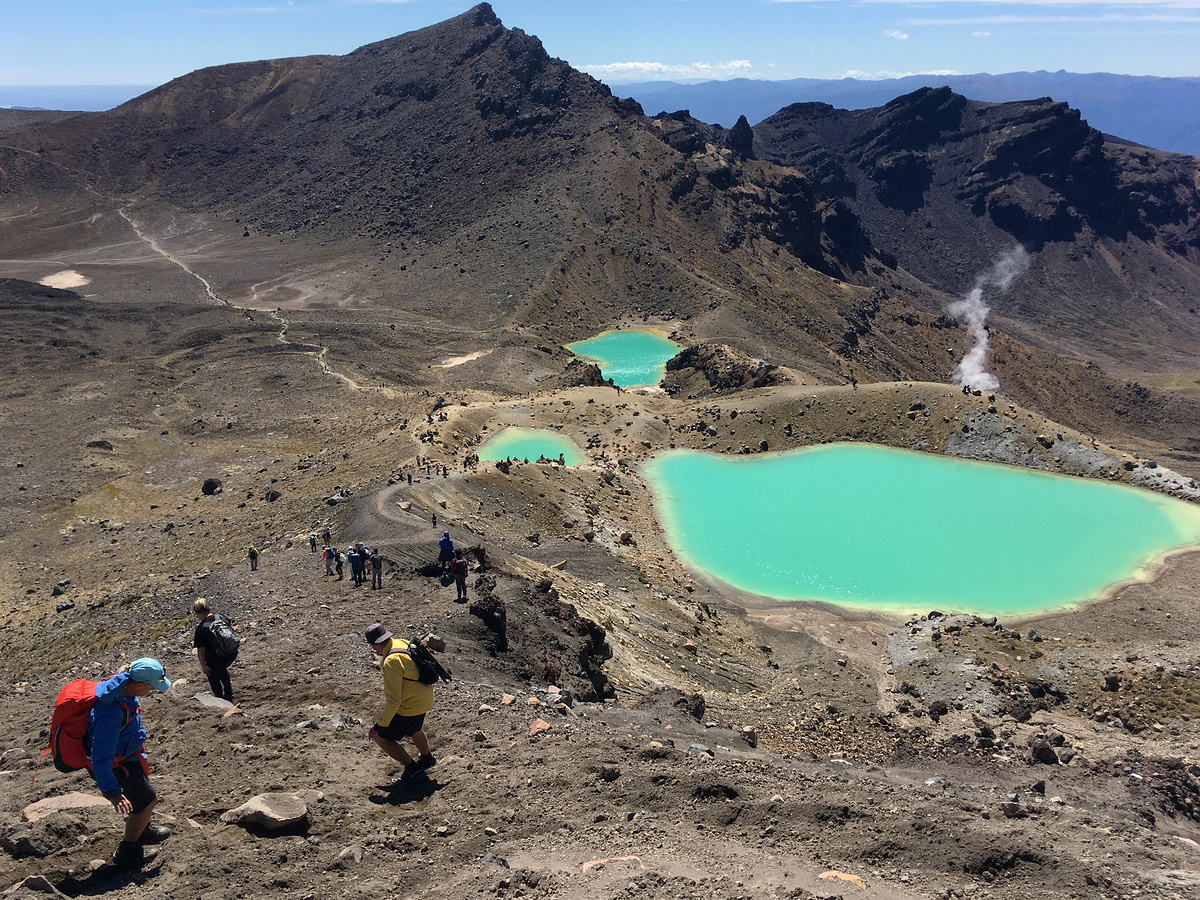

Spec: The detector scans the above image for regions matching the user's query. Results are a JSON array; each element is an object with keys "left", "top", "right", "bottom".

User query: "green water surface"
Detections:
[
  {"left": 644, "top": 443, "right": 1200, "bottom": 616},
  {"left": 478, "top": 428, "right": 587, "bottom": 466},
  {"left": 567, "top": 329, "right": 681, "bottom": 387}
]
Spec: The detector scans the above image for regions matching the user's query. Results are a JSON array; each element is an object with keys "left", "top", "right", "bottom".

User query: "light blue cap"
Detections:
[{"left": 129, "top": 657, "right": 171, "bottom": 692}]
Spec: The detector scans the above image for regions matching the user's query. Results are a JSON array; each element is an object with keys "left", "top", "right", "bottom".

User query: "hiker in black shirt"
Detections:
[{"left": 193, "top": 598, "right": 239, "bottom": 702}]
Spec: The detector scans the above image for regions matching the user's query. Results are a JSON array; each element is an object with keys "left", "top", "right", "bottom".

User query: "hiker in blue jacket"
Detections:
[{"left": 88, "top": 658, "right": 173, "bottom": 870}]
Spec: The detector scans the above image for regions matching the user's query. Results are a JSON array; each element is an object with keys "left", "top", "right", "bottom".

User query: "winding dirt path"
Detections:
[{"left": 118, "top": 207, "right": 228, "bottom": 306}]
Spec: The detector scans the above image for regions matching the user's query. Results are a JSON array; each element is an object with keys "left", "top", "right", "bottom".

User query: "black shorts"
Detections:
[
  {"left": 375, "top": 713, "right": 426, "bottom": 741},
  {"left": 113, "top": 759, "right": 157, "bottom": 814}
]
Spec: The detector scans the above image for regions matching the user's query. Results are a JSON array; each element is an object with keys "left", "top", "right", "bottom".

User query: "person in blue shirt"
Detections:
[
  {"left": 87, "top": 658, "right": 173, "bottom": 870},
  {"left": 438, "top": 531, "right": 454, "bottom": 576}
]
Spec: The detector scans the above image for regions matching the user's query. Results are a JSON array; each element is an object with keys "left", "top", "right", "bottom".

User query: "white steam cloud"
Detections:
[{"left": 947, "top": 246, "right": 1030, "bottom": 391}]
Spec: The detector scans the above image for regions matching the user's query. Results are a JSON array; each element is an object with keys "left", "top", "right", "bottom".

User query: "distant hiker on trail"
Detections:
[
  {"left": 322, "top": 544, "right": 338, "bottom": 576},
  {"left": 438, "top": 531, "right": 454, "bottom": 575},
  {"left": 322, "top": 526, "right": 332, "bottom": 545},
  {"left": 347, "top": 545, "right": 364, "bottom": 587},
  {"left": 371, "top": 549, "right": 383, "bottom": 590},
  {"left": 431, "top": 512, "right": 437, "bottom": 528},
  {"left": 193, "top": 598, "right": 239, "bottom": 702},
  {"left": 88, "top": 658, "right": 173, "bottom": 870},
  {"left": 246, "top": 545, "right": 258, "bottom": 571},
  {"left": 364, "top": 622, "right": 436, "bottom": 784},
  {"left": 335, "top": 548, "right": 344, "bottom": 580},
  {"left": 450, "top": 549, "right": 468, "bottom": 601},
  {"left": 309, "top": 533, "right": 318, "bottom": 553}
]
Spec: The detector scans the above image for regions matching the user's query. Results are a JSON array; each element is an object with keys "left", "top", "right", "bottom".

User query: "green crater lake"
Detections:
[
  {"left": 644, "top": 443, "right": 1200, "bottom": 617},
  {"left": 567, "top": 329, "right": 681, "bottom": 387},
  {"left": 478, "top": 428, "right": 587, "bottom": 466}
]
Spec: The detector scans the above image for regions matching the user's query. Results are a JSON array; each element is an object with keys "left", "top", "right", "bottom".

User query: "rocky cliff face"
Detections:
[{"left": 754, "top": 88, "right": 1200, "bottom": 368}]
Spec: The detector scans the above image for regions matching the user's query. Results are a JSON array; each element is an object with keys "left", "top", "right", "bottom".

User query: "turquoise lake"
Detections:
[
  {"left": 643, "top": 443, "right": 1200, "bottom": 617},
  {"left": 478, "top": 428, "right": 587, "bottom": 465},
  {"left": 566, "top": 329, "right": 681, "bottom": 387}
]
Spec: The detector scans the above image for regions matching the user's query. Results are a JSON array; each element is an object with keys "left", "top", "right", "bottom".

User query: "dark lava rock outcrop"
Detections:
[{"left": 663, "top": 343, "right": 788, "bottom": 397}]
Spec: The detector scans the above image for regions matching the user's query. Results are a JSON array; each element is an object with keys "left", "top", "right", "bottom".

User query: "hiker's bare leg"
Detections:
[
  {"left": 369, "top": 729, "right": 414, "bottom": 765},
  {"left": 412, "top": 729, "right": 430, "bottom": 757},
  {"left": 124, "top": 797, "right": 157, "bottom": 842}
]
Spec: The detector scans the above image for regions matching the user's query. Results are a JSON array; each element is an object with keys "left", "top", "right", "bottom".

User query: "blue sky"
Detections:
[{"left": 2, "top": 0, "right": 1198, "bottom": 88}]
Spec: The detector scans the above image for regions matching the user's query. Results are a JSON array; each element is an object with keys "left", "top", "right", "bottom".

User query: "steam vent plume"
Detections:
[{"left": 947, "top": 246, "right": 1030, "bottom": 391}]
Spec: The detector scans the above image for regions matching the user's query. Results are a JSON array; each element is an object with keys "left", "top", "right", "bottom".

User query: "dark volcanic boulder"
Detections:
[
  {"left": 201, "top": 478, "right": 223, "bottom": 495},
  {"left": 662, "top": 343, "right": 787, "bottom": 397}
]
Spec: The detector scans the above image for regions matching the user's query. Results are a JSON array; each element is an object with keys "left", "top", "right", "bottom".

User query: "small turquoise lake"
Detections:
[
  {"left": 644, "top": 443, "right": 1200, "bottom": 617},
  {"left": 478, "top": 428, "right": 587, "bottom": 465},
  {"left": 567, "top": 329, "right": 681, "bottom": 387}
]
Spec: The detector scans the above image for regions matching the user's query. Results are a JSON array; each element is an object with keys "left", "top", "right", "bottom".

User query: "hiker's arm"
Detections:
[
  {"left": 89, "top": 705, "right": 122, "bottom": 797},
  {"left": 376, "top": 659, "right": 402, "bottom": 727},
  {"left": 197, "top": 646, "right": 209, "bottom": 675}
]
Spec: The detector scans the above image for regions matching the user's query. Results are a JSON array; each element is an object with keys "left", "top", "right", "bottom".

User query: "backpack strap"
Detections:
[{"left": 384, "top": 644, "right": 417, "bottom": 682}]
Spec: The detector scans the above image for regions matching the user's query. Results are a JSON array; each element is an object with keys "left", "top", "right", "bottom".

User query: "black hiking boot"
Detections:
[
  {"left": 113, "top": 840, "right": 158, "bottom": 870},
  {"left": 138, "top": 823, "right": 172, "bottom": 844},
  {"left": 418, "top": 753, "right": 437, "bottom": 770},
  {"left": 399, "top": 761, "right": 425, "bottom": 783}
]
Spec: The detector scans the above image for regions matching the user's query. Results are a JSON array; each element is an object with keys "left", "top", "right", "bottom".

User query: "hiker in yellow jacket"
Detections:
[{"left": 364, "top": 621, "right": 435, "bottom": 782}]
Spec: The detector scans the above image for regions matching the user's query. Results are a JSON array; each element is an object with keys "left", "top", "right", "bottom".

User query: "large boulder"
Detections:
[
  {"left": 220, "top": 792, "right": 314, "bottom": 831},
  {"left": 22, "top": 792, "right": 109, "bottom": 823}
]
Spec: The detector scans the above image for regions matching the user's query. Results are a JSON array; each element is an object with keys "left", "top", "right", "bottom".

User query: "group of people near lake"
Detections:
[{"left": 316, "top": 536, "right": 382, "bottom": 589}]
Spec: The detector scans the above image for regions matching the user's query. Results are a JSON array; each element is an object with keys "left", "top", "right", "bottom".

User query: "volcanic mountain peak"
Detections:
[
  {"left": 2, "top": 7, "right": 1198, "bottom": 464},
  {"left": 753, "top": 86, "right": 1200, "bottom": 373}
]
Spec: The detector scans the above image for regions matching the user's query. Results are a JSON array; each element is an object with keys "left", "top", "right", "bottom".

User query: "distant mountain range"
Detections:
[
  {"left": 0, "top": 85, "right": 155, "bottom": 112},
  {"left": 5, "top": 72, "right": 1197, "bottom": 158},
  {"left": 618, "top": 73, "right": 1200, "bottom": 157}
]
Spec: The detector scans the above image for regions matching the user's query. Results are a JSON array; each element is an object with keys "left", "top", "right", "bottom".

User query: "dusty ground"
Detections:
[{"left": 3, "top": 300, "right": 1200, "bottom": 899}]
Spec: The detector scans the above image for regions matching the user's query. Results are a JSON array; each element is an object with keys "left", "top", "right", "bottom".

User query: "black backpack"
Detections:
[
  {"left": 389, "top": 639, "right": 451, "bottom": 685},
  {"left": 208, "top": 616, "right": 241, "bottom": 659}
]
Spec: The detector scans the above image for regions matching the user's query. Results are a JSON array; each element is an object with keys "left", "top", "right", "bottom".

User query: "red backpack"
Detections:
[
  {"left": 31, "top": 676, "right": 131, "bottom": 800},
  {"left": 45, "top": 678, "right": 103, "bottom": 773}
]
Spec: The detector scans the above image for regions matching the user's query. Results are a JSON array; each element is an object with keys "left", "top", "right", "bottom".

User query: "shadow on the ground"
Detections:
[
  {"left": 54, "top": 857, "right": 165, "bottom": 897},
  {"left": 369, "top": 774, "right": 442, "bottom": 805}
]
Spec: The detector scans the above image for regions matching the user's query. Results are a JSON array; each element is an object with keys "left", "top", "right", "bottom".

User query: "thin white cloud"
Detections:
[
  {"left": 911, "top": 11, "right": 1200, "bottom": 23},
  {"left": 972, "top": 29, "right": 992, "bottom": 35},
  {"left": 885, "top": 28, "right": 910, "bottom": 39},
  {"left": 581, "top": 60, "right": 756, "bottom": 82},
  {"left": 840, "top": 69, "right": 959, "bottom": 80}
]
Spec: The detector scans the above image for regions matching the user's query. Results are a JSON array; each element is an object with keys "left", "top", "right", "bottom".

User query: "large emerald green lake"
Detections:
[
  {"left": 478, "top": 428, "right": 587, "bottom": 465},
  {"left": 644, "top": 443, "right": 1200, "bottom": 617},
  {"left": 566, "top": 329, "right": 681, "bottom": 387}
]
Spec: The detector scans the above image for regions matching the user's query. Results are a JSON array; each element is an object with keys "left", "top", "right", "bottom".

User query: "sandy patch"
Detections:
[
  {"left": 434, "top": 349, "right": 493, "bottom": 368},
  {"left": 39, "top": 269, "right": 90, "bottom": 289}
]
